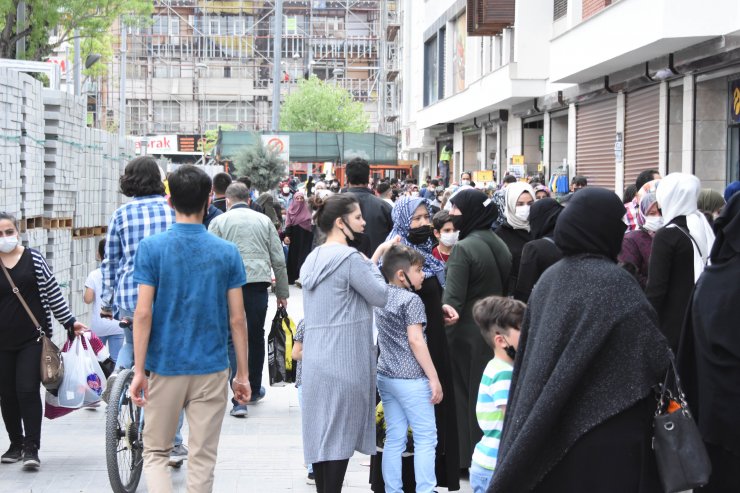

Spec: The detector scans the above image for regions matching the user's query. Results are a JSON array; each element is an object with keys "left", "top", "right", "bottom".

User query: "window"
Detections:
[
  {"left": 154, "top": 63, "right": 181, "bottom": 78},
  {"left": 424, "top": 36, "right": 438, "bottom": 107},
  {"left": 209, "top": 19, "right": 221, "bottom": 35},
  {"left": 224, "top": 66, "right": 231, "bottom": 78},
  {"left": 126, "top": 64, "right": 147, "bottom": 79},
  {"left": 169, "top": 18, "right": 180, "bottom": 36},
  {"left": 554, "top": 0, "right": 568, "bottom": 20},
  {"left": 152, "top": 101, "right": 181, "bottom": 132},
  {"left": 152, "top": 16, "right": 167, "bottom": 35},
  {"left": 126, "top": 99, "right": 148, "bottom": 135},
  {"left": 202, "top": 101, "right": 251, "bottom": 128}
]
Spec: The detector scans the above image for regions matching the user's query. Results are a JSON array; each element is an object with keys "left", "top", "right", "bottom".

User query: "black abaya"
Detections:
[{"left": 285, "top": 225, "right": 313, "bottom": 284}]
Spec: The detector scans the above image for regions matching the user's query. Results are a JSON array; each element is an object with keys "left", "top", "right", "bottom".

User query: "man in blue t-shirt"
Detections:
[{"left": 129, "top": 165, "right": 251, "bottom": 491}]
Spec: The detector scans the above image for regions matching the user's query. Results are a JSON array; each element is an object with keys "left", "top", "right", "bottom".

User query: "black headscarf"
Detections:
[
  {"left": 529, "top": 198, "right": 562, "bottom": 240},
  {"left": 710, "top": 191, "right": 740, "bottom": 264},
  {"left": 554, "top": 187, "right": 627, "bottom": 261},
  {"left": 449, "top": 189, "right": 498, "bottom": 240}
]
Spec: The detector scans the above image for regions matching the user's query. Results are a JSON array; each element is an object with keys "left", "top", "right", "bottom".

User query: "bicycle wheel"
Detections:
[{"left": 105, "top": 369, "right": 145, "bottom": 493}]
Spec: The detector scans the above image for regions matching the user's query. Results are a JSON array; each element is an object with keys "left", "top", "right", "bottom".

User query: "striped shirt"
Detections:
[
  {"left": 28, "top": 249, "right": 75, "bottom": 335},
  {"left": 472, "top": 358, "right": 513, "bottom": 471},
  {"left": 100, "top": 195, "right": 175, "bottom": 311}
]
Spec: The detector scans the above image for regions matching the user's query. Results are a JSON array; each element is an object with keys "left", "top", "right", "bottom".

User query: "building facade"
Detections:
[
  {"left": 401, "top": 0, "right": 740, "bottom": 194},
  {"left": 92, "top": 0, "right": 400, "bottom": 162}
]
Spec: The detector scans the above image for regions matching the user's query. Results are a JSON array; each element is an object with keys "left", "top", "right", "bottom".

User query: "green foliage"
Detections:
[
  {"left": 233, "top": 139, "right": 287, "bottom": 192},
  {"left": 198, "top": 124, "right": 235, "bottom": 155},
  {"left": 280, "top": 75, "right": 369, "bottom": 133},
  {"left": 70, "top": 35, "right": 114, "bottom": 78},
  {"left": 0, "top": 0, "right": 152, "bottom": 61}
]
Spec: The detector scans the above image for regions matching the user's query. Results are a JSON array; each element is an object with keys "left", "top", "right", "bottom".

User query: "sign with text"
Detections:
[
  {"left": 731, "top": 79, "right": 740, "bottom": 124},
  {"left": 261, "top": 135, "right": 290, "bottom": 162},
  {"left": 473, "top": 170, "right": 494, "bottom": 183},
  {"left": 134, "top": 135, "right": 178, "bottom": 154},
  {"left": 511, "top": 154, "right": 525, "bottom": 165}
]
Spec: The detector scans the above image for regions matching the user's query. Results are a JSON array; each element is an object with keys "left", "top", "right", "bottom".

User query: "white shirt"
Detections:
[{"left": 84, "top": 268, "right": 123, "bottom": 337}]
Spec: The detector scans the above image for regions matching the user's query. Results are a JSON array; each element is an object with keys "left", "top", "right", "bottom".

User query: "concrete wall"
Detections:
[
  {"left": 550, "top": 115, "right": 569, "bottom": 172},
  {"left": 523, "top": 127, "right": 543, "bottom": 169},
  {"left": 694, "top": 77, "right": 728, "bottom": 191},
  {"left": 667, "top": 84, "right": 684, "bottom": 174}
]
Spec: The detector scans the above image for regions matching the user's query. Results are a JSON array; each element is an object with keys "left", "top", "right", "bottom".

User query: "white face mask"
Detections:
[
  {"left": 461, "top": 180, "right": 471, "bottom": 187},
  {"left": 643, "top": 216, "right": 664, "bottom": 232},
  {"left": 282, "top": 186, "right": 290, "bottom": 194},
  {"left": 0, "top": 235, "right": 18, "bottom": 253},
  {"left": 515, "top": 205, "right": 530, "bottom": 222},
  {"left": 439, "top": 231, "right": 459, "bottom": 247},
  {"left": 411, "top": 191, "right": 419, "bottom": 198}
]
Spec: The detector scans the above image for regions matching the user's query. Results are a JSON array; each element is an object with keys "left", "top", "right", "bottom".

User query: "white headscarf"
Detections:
[
  {"left": 656, "top": 172, "right": 715, "bottom": 282},
  {"left": 505, "top": 182, "right": 536, "bottom": 231}
]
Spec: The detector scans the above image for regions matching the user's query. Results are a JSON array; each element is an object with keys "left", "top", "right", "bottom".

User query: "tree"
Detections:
[
  {"left": 198, "top": 124, "right": 235, "bottom": 156},
  {"left": 280, "top": 75, "right": 369, "bottom": 133},
  {"left": 0, "top": 0, "right": 152, "bottom": 61},
  {"left": 233, "top": 139, "right": 287, "bottom": 192}
]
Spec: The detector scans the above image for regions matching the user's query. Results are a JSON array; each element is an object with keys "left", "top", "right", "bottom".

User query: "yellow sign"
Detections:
[
  {"left": 473, "top": 170, "right": 494, "bottom": 183},
  {"left": 512, "top": 155, "right": 525, "bottom": 165}
]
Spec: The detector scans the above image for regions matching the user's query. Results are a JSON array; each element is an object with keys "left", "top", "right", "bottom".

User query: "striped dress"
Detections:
[
  {"left": 472, "top": 357, "right": 513, "bottom": 472},
  {"left": 299, "top": 244, "right": 388, "bottom": 464}
]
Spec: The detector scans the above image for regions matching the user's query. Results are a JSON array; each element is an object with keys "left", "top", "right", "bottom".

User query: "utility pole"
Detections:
[
  {"left": 119, "top": 20, "right": 127, "bottom": 142},
  {"left": 74, "top": 30, "right": 81, "bottom": 95},
  {"left": 271, "top": 0, "right": 283, "bottom": 132}
]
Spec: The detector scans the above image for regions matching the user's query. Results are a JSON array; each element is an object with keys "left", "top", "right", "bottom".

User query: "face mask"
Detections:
[
  {"left": 410, "top": 191, "right": 419, "bottom": 198},
  {"left": 439, "top": 231, "right": 459, "bottom": 247},
  {"left": 461, "top": 180, "right": 471, "bottom": 187},
  {"left": 0, "top": 235, "right": 18, "bottom": 253},
  {"left": 402, "top": 271, "right": 418, "bottom": 293},
  {"left": 515, "top": 205, "right": 530, "bottom": 222},
  {"left": 407, "top": 225, "right": 434, "bottom": 245},
  {"left": 643, "top": 216, "right": 664, "bottom": 232},
  {"left": 341, "top": 219, "right": 366, "bottom": 250},
  {"left": 502, "top": 335, "right": 516, "bottom": 360}
]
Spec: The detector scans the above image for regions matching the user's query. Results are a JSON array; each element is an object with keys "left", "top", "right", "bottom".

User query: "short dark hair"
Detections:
[
  {"left": 311, "top": 194, "right": 359, "bottom": 234},
  {"left": 430, "top": 179, "right": 439, "bottom": 187},
  {"left": 168, "top": 165, "right": 212, "bottom": 215},
  {"left": 623, "top": 184, "right": 637, "bottom": 204},
  {"left": 432, "top": 210, "right": 452, "bottom": 231},
  {"left": 225, "top": 182, "right": 250, "bottom": 203},
  {"left": 635, "top": 169, "right": 659, "bottom": 189},
  {"left": 119, "top": 156, "right": 165, "bottom": 198},
  {"left": 473, "top": 296, "right": 525, "bottom": 336},
  {"left": 572, "top": 176, "right": 588, "bottom": 187},
  {"left": 346, "top": 158, "right": 370, "bottom": 185},
  {"left": 503, "top": 174, "right": 517, "bottom": 184},
  {"left": 98, "top": 239, "right": 106, "bottom": 260},
  {"left": 461, "top": 171, "right": 472, "bottom": 179},
  {"left": 380, "top": 244, "right": 425, "bottom": 281},
  {"left": 377, "top": 182, "right": 391, "bottom": 195},
  {"left": 236, "top": 176, "right": 252, "bottom": 189},
  {"left": 212, "top": 172, "right": 233, "bottom": 195}
]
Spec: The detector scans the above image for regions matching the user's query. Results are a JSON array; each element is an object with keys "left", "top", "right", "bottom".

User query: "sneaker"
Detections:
[
  {"left": 22, "top": 445, "right": 40, "bottom": 470},
  {"left": 1, "top": 443, "right": 23, "bottom": 463},
  {"left": 101, "top": 372, "right": 117, "bottom": 404},
  {"left": 306, "top": 472, "right": 315, "bottom": 485},
  {"left": 250, "top": 386, "right": 266, "bottom": 404},
  {"left": 168, "top": 444, "right": 188, "bottom": 467},
  {"left": 230, "top": 404, "right": 249, "bottom": 417}
]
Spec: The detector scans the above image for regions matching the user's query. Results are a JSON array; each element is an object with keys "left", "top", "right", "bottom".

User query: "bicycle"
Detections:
[{"left": 105, "top": 317, "right": 145, "bottom": 493}]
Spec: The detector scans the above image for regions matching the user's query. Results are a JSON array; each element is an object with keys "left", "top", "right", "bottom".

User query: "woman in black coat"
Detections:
[
  {"left": 495, "top": 182, "right": 535, "bottom": 294},
  {"left": 646, "top": 173, "right": 715, "bottom": 351},
  {"left": 513, "top": 198, "right": 563, "bottom": 302}
]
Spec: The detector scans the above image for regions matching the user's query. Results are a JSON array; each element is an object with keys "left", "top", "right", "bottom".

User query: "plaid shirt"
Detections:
[
  {"left": 623, "top": 199, "right": 642, "bottom": 232},
  {"left": 101, "top": 195, "right": 175, "bottom": 311}
]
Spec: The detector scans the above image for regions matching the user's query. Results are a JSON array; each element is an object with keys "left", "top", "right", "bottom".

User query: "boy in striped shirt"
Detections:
[{"left": 469, "top": 297, "right": 525, "bottom": 493}]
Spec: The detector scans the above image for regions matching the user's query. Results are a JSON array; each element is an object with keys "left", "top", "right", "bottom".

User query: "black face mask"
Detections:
[
  {"left": 341, "top": 219, "right": 366, "bottom": 250},
  {"left": 407, "top": 225, "right": 434, "bottom": 245}
]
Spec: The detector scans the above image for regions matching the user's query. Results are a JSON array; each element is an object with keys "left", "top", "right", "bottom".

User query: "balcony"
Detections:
[{"left": 550, "top": 0, "right": 740, "bottom": 83}]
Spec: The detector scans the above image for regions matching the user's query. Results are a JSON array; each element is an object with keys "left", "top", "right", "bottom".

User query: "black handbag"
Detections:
[{"left": 653, "top": 351, "right": 711, "bottom": 493}]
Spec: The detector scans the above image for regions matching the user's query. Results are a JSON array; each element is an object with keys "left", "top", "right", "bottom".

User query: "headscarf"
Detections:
[
  {"left": 710, "top": 191, "right": 740, "bottom": 264},
  {"left": 554, "top": 187, "right": 627, "bottom": 261},
  {"left": 636, "top": 179, "right": 660, "bottom": 223},
  {"left": 504, "top": 182, "right": 535, "bottom": 232},
  {"left": 529, "top": 198, "right": 563, "bottom": 240},
  {"left": 386, "top": 196, "right": 446, "bottom": 286},
  {"left": 697, "top": 189, "right": 725, "bottom": 215},
  {"left": 449, "top": 188, "right": 498, "bottom": 240},
  {"left": 256, "top": 193, "right": 280, "bottom": 229},
  {"left": 656, "top": 173, "right": 715, "bottom": 281},
  {"left": 724, "top": 180, "right": 740, "bottom": 202},
  {"left": 285, "top": 191, "right": 312, "bottom": 231},
  {"left": 534, "top": 184, "right": 551, "bottom": 198}
]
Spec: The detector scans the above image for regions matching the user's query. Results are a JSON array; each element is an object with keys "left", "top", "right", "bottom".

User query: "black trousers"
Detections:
[
  {"left": 313, "top": 459, "right": 349, "bottom": 493},
  {"left": 0, "top": 343, "right": 42, "bottom": 449}
]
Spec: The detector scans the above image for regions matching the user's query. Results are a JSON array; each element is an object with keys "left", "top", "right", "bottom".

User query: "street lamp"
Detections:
[{"left": 195, "top": 63, "right": 208, "bottom": 165}]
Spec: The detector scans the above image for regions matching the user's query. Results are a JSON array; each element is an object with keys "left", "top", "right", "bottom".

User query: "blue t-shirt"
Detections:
[
  {"left": 375, "top": 285, "right": 427, "bottom": 379},
  {"left": 133, "top": 223, "right": 246, "bottom": 376}
]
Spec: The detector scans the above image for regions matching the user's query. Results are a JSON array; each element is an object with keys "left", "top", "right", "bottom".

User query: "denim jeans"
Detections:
[
  {"left": 228, "top": 283, "right": 269, "bottom": 401},
  {"left": 296, "top": 386, "right": 313, "bottom": 474},
  {"left": 99, "top": 334, "right": 124, "bottom": 364},
  {"left": 469, "top": 462, "right": 494, "bottom": 493},
  {"left": 115, "top": 309, "right": 135, "bottom": 371},
  {"left": 377, "top": 373, "right": 437, "bottom": 493}
]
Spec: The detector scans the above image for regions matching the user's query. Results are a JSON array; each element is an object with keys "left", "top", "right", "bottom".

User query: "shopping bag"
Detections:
[
  {"left": 55, "top": 335, "right": 107, "bottom": 409},
  {"left": 267, "top": 306, "right": 296, "bottom": 386}
]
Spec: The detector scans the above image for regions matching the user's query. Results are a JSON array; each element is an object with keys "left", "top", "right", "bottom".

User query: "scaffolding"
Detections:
[{"left": 100, "top": 0, "right": 399, "bottom": 142}]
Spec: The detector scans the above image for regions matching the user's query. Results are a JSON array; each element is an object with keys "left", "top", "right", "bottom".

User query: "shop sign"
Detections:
[
  {"left": 261, "top": 135, "right": 290, "bottom": 162},
  {"left": 134, "top": 135, "right": 178, "bottom": 154},
  {"left": 473, "top": 170, "right": 494, "bottom": 183},
  {"left": 731, "top": 79, "right": 740, "bottom": 124},
  {"left": 508, "top": 164, "right": 526, "bottom": 178},
  {"left": 511, "top": 154, "right": 525, "bottom": 165}
]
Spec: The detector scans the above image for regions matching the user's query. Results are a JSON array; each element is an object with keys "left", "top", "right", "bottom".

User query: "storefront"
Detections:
[
  {"left": 624, "top": 84, "right": 660, "bottom": 187},
  {"left": 576, "top": 96, "right": 618, "bottom": 190}
]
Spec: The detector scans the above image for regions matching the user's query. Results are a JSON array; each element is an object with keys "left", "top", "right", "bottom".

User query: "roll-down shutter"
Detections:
[
  {"left": 624, "top": 85, "right": 660, "bottom": 187},
  {"left": 576, "top": 97, "right": 617, "bottom": 190}
]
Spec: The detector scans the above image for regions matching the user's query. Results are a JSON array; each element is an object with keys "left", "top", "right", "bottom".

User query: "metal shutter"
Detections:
[
  {"left": 624, "top": 85, "right": 660, "bottom": 187},
  {"left": 576, "top": 97, "right": 617, "bottom": 190}
]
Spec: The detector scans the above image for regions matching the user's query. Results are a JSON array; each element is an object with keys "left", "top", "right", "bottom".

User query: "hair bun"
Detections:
[{"left": 309, "top": 196, "right": 326, "bottom": 211}]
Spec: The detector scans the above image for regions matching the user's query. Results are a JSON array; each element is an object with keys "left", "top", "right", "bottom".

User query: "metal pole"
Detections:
[
  {"left": 119, "top": 20, "right": 127, "bottom": 142},
  {"left": 271, "top": 0, "right": 283, "bottom": 132},
  {"left": 16, "top": 2, "right": 25, "bottom": 58},
  {"left": 74, "top": 30, "right": 81, "bottom": 95}
]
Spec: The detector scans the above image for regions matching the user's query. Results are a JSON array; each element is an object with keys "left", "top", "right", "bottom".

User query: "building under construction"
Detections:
[{"left": 96, "top": 0, "right": 399, "bottom": 157}]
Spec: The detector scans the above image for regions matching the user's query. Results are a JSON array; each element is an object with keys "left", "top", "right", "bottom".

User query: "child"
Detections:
[
  {"left": 376, "top": 244, "right": 442, "bottom": 493},
  {"left": 291, "top": 320, "right": 315, "bottom": 485},
  {"left": 469, "top": 296, "right": 525, "bottom": 493},
  {"left": 84, "top": 239, "right": 124, "bottom": 363},
  {"left": 431, "top": 210, "right": 457, "bottom": 263}
]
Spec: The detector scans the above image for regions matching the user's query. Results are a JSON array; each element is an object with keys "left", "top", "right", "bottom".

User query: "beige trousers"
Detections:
[{"left": 142, "top": 369, "right": 229, "bottom": 493}]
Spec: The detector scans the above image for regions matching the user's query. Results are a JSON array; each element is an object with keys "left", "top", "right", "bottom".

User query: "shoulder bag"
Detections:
[
  {"left": 0, "top": 258, "right": 64, "bottom": 390},
  {"left": 653, "top": 351, "right": 711, "bottom": 493}
]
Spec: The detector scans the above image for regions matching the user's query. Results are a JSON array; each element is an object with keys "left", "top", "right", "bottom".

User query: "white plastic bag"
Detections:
[{"left": 57, "top": 336, "right": 107, "bottom": 408}]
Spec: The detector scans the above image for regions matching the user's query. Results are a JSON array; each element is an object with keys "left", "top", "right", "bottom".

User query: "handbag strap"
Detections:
[
  {"left": 0, "top": 257, "right": 44, "bottom": 339},
  {"left": 657, "top": 350, "right": 691, "bottom": 417}
]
